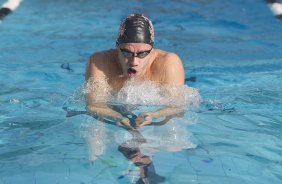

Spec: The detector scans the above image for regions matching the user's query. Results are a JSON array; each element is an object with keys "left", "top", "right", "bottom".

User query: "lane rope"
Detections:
[
  {"left": 266, "top": 0, "right": 282, "bottom": 19},
  {"left": 0, "top": 0, "right": 22, "bottom": 22}
]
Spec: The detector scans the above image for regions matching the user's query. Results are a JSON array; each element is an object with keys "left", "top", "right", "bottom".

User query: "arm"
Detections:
[
  {"left": 135, "top": 107, "right": 184, "bottom": 128},
  {"left": 135, "top": 53, "right": 185, "bottom": 128},
  {"left": 150, "top": 107, "right": 184, "bottom": 119},
  {"left": 85, "top": 53, "right": 134, "bottom": 130},
  {"left": 86, "top": 94, "right": 132, "bottom": 129}
]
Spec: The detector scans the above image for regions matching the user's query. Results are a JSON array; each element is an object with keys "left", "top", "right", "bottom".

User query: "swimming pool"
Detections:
[{"left": 1, "top": 0, "right": 282, "bottom": 183}]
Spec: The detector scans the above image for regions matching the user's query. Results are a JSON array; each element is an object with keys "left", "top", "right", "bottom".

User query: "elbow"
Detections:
[{"left": 86, "top": 104, "right": 97, "bottom": 114}]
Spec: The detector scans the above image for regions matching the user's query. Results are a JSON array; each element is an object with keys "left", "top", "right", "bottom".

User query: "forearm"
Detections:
[
  {"left": 86, "top": 104, "right": 125, "bottom": 122},
  {"left": 151, "top": 106, "right": 184, "bottom": 119},
  {"left": 85, "top": 89, "right": 124, "bottom": 122},
  {"left": 87, "top": 104, "right": 134, "bottom": 130},
  {"left": 135, "top": 106, "right": 184, "bottom": 128}
]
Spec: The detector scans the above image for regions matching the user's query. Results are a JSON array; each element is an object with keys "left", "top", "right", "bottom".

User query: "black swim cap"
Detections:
[{"left": 116, "top": 13, "right": 154, "bottom": 46}]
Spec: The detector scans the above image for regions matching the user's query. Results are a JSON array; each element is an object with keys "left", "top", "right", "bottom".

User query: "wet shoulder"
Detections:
[
  {"left": 87, "top": 49, "right": 120, "bottom": 79},
  {"left": 153, "top": 49, "right": 182, "bottom": 67},
  {"left": 89, "top": 49, "right": 117, "bottom": 66}
]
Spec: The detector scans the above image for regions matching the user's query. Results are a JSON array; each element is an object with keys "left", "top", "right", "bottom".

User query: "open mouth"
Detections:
[{"left": 127, "top": 68, "right": 137, "bottom": 77}]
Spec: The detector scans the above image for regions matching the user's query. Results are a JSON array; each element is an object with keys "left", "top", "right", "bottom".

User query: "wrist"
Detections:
[
  {"left": 116, "top": 116, "right": 128, "bottom": 122},
  {"left": 120, "top": 117, "right": 129, "bottom": 123},
  {"left": 147, "top": 112, "right": 155, "bottom": 119}
]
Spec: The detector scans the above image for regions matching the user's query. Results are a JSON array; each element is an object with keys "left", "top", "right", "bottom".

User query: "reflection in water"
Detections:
[
  {"left": 83, "top": 121, "right": 106, "bottom": 161},
  {"left": 81, "top": 110, "right": 197, "bottom": 183},
  {"left": 118, "top": 131, "right": 165, "bottom": 184}
]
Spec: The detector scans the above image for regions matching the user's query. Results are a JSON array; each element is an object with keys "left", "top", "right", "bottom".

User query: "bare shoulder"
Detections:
[
  {"left": 88, "top": 49, "right": 116, "bottom": 67},
  {"left": 154, "top": 49, "right": 183, "bottom": 69},
  {"left": 86, "top": 49, "right": 117, "bottom": 79},
  {"left": 153, "top": 49, "right": 185, "bottom": 86}
]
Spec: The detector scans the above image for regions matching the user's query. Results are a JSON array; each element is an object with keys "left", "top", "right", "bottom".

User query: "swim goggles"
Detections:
[{"left": 119, "top": 47, "right": 152, "bottom": 59}]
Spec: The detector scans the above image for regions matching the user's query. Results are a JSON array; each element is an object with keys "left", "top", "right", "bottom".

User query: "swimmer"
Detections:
[{"left": 85, "top": 13, "right": 185, "bottom": 129}]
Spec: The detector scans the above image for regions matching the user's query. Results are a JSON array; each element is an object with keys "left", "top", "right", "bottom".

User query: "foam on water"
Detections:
[
  {"left": 82, "top": 77, "right": 112, "bottom": 102},
  {"left": 80, "top": 77, "right": 202, "bottom": 108},
  {"left": 117, "top": 79, "right": 202, "bottom": 107}
]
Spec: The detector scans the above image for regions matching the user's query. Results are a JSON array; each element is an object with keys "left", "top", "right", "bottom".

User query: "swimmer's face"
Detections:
[{"left": 117, "top": 43, "right": 153, "bottom": 78}]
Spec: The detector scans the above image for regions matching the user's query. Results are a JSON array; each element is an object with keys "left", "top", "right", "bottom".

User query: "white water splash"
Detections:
[
  {"left": 81, "top": 77, "right": 112, "bottom": 103},
  {"left": 68, "top": 77, "right": 202, "bottom": 110},
  {"left": 116, "top": 79, "right": 202, "bottom": 107}
]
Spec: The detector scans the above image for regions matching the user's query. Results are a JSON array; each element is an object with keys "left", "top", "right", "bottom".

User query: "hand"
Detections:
[
  {"left": 117, "top": 117, "right": 135, "bottom": 130},
  {"left": 134, "top": 112, "right": 153, "bottom": 129}
]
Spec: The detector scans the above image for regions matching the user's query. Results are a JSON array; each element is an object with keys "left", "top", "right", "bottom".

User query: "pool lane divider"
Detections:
[
  {"left": 266, "top": 0, "right": 282, "bottom": 19},
  {"left": 0, "top": 0, "right": 22, "bottom": 21}
]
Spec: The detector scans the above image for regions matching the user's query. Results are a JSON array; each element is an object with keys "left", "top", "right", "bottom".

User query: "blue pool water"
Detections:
[{"left": 1, "top": 0, "right": 282, "bottom": 183}]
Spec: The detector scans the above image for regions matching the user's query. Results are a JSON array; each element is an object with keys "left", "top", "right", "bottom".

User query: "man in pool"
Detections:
[{"left": 85, "top": 13, "right": 185, "bottom": 129}]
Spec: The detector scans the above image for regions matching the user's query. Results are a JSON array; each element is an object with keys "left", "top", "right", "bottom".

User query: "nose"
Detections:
[{"left": 129, "top": 56, "right": 139, "bottom": 66}]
